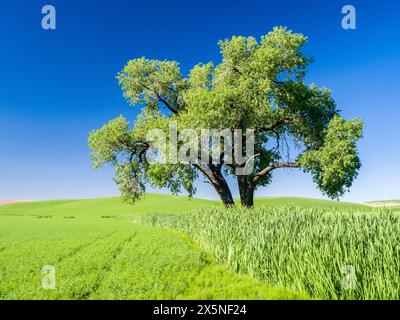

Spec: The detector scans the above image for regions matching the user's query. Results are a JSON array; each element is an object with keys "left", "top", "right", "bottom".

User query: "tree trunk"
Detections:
[
  {"left": 237, "top": 175, "right": 255, "bottom": 208},
  {"left": 213, "top": 178, "right": 235, "bottom": 207},
  {"left": 195, "top": 163, "right": 235, "bottom": 208},
  {"left": 210, "top": 165, "right": 235, "bottom": 208}
]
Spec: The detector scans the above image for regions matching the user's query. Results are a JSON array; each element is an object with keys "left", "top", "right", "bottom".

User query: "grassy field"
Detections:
[
  {"left": 141, "top": 205, "right": 400, "bottom": 299},
  {"left": 0, "top": 195, "right": 306, "bottom": 300},
  {"left": 0, "top": 194, "right": 398, "bottom": 300}
]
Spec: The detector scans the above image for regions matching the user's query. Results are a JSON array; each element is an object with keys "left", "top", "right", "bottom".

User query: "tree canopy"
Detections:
[{"left": 88, "top": 27, "right": 363, "bottom": 207}]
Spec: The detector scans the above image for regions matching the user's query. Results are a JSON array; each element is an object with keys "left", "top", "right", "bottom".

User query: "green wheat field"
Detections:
[{"left": 0, "top": 194, "right": 399, "bottom": 300}]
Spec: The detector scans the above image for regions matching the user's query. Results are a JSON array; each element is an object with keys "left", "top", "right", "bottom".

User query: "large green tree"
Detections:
[{"left": 89, "top": 27, "right": 363, "bottom": 208}]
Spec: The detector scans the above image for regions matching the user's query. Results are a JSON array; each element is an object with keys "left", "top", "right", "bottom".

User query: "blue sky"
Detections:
[{"left": 0, "top": 0, "right": 399, "bottom": 202}]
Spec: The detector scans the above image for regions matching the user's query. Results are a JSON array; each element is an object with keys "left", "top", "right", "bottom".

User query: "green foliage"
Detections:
[
  {"left": 299, "top": 116, "right": 364, "bottom": 198},
  {"left": 89, "top": 26, "right": 364, "bottom": 204},
  {"left": 140, "top": 205, "right": 400, "bottom": 300},
  {"left": 88, "top": 116, "right": 131, "bottom": 168},
  {"left": 117, "top": 58, "right": 187, "bottom": 112}
]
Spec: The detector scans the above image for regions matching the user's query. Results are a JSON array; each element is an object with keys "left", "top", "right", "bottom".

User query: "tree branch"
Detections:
[
  {"left": 258, "top": 117, "right": 293, "bottom": 134},
  {"left": 193, "top": 163, "right": 216, "bottom": 184},
  {"left": 128, "top": 141, "right": 150, "bottom": 163},
  {"left": 155, "top": 92, "right": 179, "bottom": 115},
  {"left": 253, "top": 161, "right": 299, "bottom": 184},
  {"left": 139, "top": 81, "right": 179, "bottom": 114}
]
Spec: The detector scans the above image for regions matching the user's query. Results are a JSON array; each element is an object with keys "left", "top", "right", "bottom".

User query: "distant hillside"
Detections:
[
  {"left": 366, "top": 200, "right": 400, "bottom": 208},
  {"left": 0, "top": 194, "right": 371, "bottom": 217},
  {"left": 0, "top": 200, "right": 27, "bottom": 206},
  {"left": 0, "top": 194, "right": 219, "bottom": 218},
  {"left": 254, "top": 197, "right": 368, "bottom": 210}
]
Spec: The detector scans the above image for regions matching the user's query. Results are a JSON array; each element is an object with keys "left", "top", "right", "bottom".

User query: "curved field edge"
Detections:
[{"left": 0, "top": 196, "right": 307, "bottom": 300}]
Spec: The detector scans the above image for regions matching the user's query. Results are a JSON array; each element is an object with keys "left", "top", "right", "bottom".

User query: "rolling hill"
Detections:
[{"left": 366, "top": 200, "right": 400, "bottom": 208}]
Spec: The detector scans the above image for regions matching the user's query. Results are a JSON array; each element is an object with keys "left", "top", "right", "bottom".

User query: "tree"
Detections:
[{"left": 88, "top": 27, "right": 363, "bottom": 208}]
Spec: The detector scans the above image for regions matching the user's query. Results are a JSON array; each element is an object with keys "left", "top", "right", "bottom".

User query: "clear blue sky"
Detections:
[{"left": 0, "top": 0, "right": 399, "bottom": 202}]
